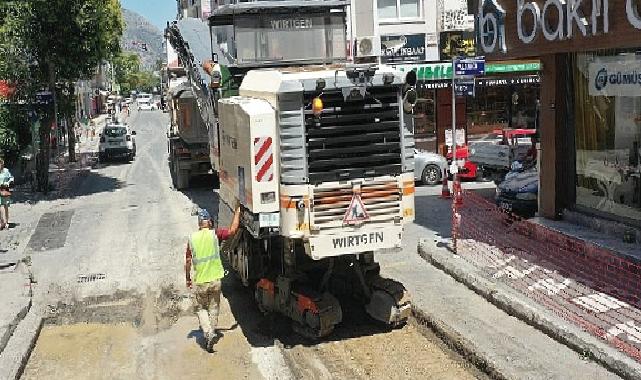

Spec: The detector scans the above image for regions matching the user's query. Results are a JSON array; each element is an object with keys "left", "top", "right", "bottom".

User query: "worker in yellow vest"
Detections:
[{"left": 185, "top": 206, "right": 240, "bottom": 352}]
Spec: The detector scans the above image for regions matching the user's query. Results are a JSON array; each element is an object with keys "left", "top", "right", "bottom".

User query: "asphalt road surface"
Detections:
[{"left": 22, "top": 109, "right": 483, "bottom": 379}]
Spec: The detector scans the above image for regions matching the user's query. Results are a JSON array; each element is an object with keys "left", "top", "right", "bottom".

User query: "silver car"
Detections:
[{"left": 414, "top": 149, "right": 448, "bottom": 186}]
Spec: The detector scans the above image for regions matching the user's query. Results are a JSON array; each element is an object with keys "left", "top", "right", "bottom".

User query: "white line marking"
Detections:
[
  {"left": 607, "top": 321, "right": 641, "bottom": 344},
  {"left": 572, "top": 293, "right": 630, "bottom": 313},
  {"left": 493, "top": 265, "right": 540, "bottom": 279},
  {"left": 528, "top": 278, "right": 572, "bottom": 295}
]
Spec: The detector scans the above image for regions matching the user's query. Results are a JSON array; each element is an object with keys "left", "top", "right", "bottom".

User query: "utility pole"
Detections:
[{"left": 451, "top": 57, "right": 457, "bottom": 179}]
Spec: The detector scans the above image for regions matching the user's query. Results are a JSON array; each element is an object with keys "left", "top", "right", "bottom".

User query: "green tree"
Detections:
[
  {"left": 112, "top": 52, "right": 141, "bottom": 94},
  {"left": 0, "top": 0, "right": 124, "bottom": 191}
]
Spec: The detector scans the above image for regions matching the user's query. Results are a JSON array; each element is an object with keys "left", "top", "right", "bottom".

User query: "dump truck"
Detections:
[
  {"left": 168, "top": 0, "right": 417, "bottom": 337},
  {"left": 164, "top": 24, "right": 216, "bottom": 189},
  {"left": 166, "top": 80, "right": 212, "bottom": 189}
]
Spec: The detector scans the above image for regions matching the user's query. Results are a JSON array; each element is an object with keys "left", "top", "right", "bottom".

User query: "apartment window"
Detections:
[{"left": 378, "top": 0, "right": 422, "bottom": 20}]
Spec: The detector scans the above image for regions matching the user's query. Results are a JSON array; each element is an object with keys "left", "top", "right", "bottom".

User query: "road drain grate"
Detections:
[{"left": 77, "top": 273, "right": 106, "bottom": 283}]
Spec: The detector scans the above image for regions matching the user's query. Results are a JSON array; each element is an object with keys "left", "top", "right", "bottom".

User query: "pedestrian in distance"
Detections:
[
  {"left": 185, "top": 205, "right": 241, "bottom": 353},
  {"left": 0, "top": 159, "right": 14, "bottom": 230}
]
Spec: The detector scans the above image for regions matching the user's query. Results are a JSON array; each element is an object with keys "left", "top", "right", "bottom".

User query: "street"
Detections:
[
  {"left": 19, "top": 110, "right": 484, "bottom": 379},
  {"left": 2, "top": 1, "right": 641, "bottom": 379}
]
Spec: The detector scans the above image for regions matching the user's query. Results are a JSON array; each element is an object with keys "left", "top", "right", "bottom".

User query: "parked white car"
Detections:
[
  {"left": 137, "top": 99, "right": 156, "bottom": 111},
  {"left": 99, "top": 123, "right": 137, "bottom": 162},
  {"left": 414, "top": 149, "right": 448, "bottom": 186}
]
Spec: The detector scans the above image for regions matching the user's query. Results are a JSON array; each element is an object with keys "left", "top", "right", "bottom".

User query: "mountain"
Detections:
[{"left": 121, "top": 9, "right": 164, "bottom": 71}]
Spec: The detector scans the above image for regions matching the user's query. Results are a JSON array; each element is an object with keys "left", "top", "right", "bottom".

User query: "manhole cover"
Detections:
[{"left": 77, "top": 273, "right": 106, "bottom": 283}]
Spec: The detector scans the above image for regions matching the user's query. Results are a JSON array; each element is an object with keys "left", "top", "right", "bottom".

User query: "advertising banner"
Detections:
[
  {"left": 381, "top": 34, "right": 426, "bottom": 64},
  {"left": 589, "top": 60, "right": 641, "bottom": 97},
  {"left": 439, "top": 31, "right": 476, "bottom": 60}
]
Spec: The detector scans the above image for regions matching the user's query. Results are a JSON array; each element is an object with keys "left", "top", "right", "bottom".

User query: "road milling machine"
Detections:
[{"left": 167, "top": 0, "right": 418, "bottom": 337}]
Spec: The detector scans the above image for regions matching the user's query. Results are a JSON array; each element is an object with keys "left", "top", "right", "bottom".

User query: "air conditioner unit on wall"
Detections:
[{"left": 355, "top": 36, "right": 381, "bottom": 58}]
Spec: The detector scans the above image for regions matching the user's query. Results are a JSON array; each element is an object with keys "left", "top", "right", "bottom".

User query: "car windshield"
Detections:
[{"left": 104, "top": 127, "right": 126, "bottom": 137}]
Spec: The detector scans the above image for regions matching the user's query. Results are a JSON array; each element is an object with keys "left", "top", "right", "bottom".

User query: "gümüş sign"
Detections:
[
  {"left": 477, "top": 0, "right": 641, "bottom": 54},
  {"left": 589, "top": 59, "right": 641, "bottom": 96}
]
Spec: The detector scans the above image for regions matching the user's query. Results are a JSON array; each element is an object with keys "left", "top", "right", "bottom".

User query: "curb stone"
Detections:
[
  {"left": 0, "top": 307, "right": 43, "bottom": 380},
  {"left": 418, "top": 241, "right": 641, "bottom": 380},
  {"left": 410, "top": 306, "right": 508, "bottom": 380}
]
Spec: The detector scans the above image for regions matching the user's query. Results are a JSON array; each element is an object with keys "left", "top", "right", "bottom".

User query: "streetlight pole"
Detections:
[{"left": 451, "top": 57, "right": 457, "bottom": 181}]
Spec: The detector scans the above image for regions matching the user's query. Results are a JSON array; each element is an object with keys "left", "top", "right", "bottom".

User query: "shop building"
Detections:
[
  {"left": 398, "top": 59, "right": 540, "bottom": 153},
  {"left": 177, "top": 0, "right": 212, "bottom": 21},
  {"left": 349, "top": 0, "right": 440, "bottom": 62},
  {"left": 474, "top": 0, "right": 641, "bottom": 237}
]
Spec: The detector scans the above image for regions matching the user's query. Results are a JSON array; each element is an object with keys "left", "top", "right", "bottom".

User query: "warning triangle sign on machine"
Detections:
[{"left": 343, "top": 194, "right": 370, "bottom": 224}]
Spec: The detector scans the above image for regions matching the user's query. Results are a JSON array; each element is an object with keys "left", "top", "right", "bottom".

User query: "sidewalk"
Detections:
[
  {"left": 373, "top": 190, "right": 627, "bottom": 379},
  {"left": 0, "top": 112, "right": 109, "bottom": 379}
]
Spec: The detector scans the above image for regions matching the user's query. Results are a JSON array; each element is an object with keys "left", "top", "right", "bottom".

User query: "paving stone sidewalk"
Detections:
[
  {"left": 376, "top": 187, "right": 632, "bottom": 379},
  {"left": 0, "top": 113, "right": 108, "bottom": 361}
]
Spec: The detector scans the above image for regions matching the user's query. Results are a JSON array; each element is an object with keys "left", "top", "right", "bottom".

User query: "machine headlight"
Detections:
[{"left": 312, "top": 97, "right": 323, "bottom": 117}]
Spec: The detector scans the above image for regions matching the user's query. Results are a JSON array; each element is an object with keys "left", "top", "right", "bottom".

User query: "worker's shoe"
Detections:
[{"left": 205, "top": 332, "right": 218, "bottom": 353}]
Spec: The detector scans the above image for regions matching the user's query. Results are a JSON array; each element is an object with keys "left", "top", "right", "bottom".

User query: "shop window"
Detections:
[
  {"left": 414, "top": 88, "right": 436, "bottom": 151},
  {"left": 466, "top": 80, "right": 539, "bottom": 136},
  {"left": 574, "top": 52, "right": 641, "bottom": 222},
  {"left": 377, "top": 0, "right": 422, "bottom": 20}
]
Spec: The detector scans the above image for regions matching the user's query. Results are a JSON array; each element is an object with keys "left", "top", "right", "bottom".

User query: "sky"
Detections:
[{"left": 120, "top": 0, "right": 177, "bottom": 30}]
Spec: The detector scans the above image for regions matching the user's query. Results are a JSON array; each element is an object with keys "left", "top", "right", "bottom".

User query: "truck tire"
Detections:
[{"left": 421, "top": 165, "right": 441, "bottom": 186}]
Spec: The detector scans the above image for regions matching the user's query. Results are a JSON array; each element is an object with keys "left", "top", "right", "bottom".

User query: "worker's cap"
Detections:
[{"left": 197, "top": 209, "right": 212, "bottom": 223}]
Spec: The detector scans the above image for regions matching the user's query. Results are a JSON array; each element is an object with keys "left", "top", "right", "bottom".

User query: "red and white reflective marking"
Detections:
[
  {"left": 254, "top": 137, "right": 274, "bottom": 182},
  {"left": 572, "top": 293, "right": 630, "bottom": 313}
]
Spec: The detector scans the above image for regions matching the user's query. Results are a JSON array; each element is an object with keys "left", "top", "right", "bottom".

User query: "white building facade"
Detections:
[
  {"left": 350, "top": 0, "right": 473, "bottom": 64},
  {"left": 177, "top": 0, "right": 213, "bottom": 20}
]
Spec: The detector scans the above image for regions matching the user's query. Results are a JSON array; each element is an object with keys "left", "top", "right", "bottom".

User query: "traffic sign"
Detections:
[
  {"left": 344, "top": 194, "right": 370, "bottom": 225},
  {"left": 454, "top": 58, "right": 485, "bottom": 76},
  {"left": 454, "top": 80, "right": 475, "bottom": 96}
]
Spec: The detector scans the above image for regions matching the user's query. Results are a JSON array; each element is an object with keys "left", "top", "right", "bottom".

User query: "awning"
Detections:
[
  {"left": 397, "top": 61, "right": 541, "bottom": 81},
  {"left": 417, "top": 75, "right": 540, "bottom": 90}
]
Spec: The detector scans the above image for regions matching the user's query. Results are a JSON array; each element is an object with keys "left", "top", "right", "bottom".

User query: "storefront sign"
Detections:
[
  {"left": 455, "top": 80, "right": 476, "bottom": 96},
  {"left": 440, "top": 31, "right": 476, "bottom": 60},
  {"left": 477, "top": 0, "right": 641, "bottom": 57},
  {"left": 397, "top": 61, "right": 540, "bottom": 81},
  {"left": 417, "top": 75, "right": 539, "bottom": 89},
  {"left": 589, "top": 59, "right": 641, "bottom": 97},
  {"left": 381, "top": 34, "right": 426, "bottom": 64},
  {"left": 476, "top": 75, "right": 540, "bottom": 86}
]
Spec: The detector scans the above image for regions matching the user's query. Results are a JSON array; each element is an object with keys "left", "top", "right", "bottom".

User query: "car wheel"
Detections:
[{"left": 421, "top": 165, "right": 442, "bottom": 186}]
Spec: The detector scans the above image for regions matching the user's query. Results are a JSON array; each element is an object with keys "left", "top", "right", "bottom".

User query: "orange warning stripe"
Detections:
[
  {"left": 402, "top": 181, "right": 415, "bottom": 196},
  {"left": 280, "top": 196, "right": 310, "bottom": 209}
]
